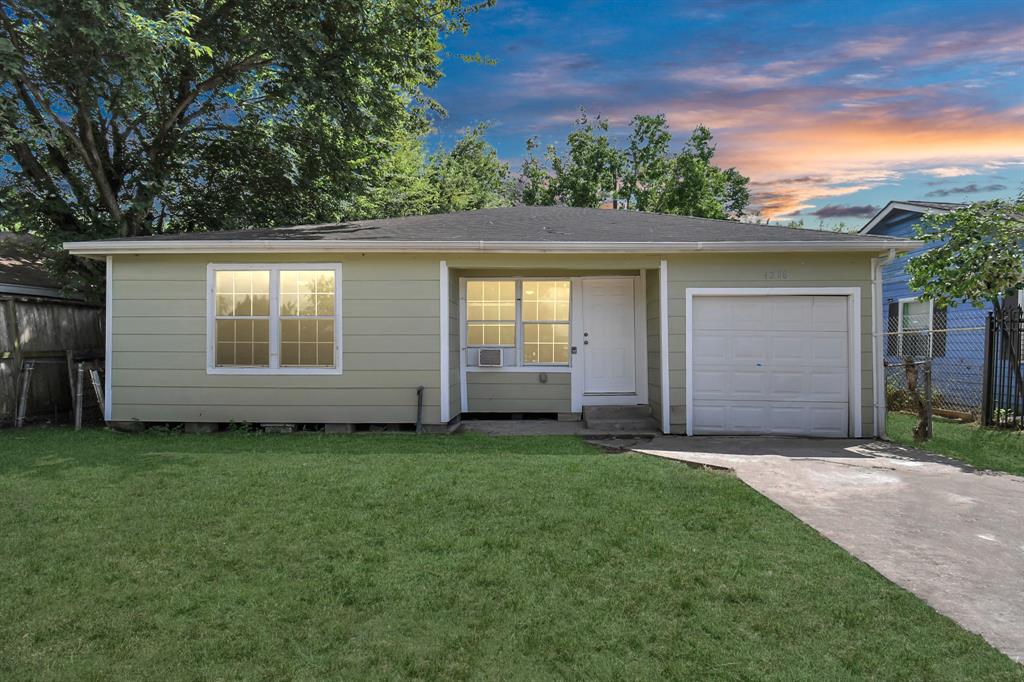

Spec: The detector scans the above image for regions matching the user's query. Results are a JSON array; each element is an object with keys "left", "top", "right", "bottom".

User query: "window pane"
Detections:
[
  {"left": 523, "top": 280, "right": 569, "bottom": 321},
  {"left": 317, "top": 319, "right": 335, "bottom": 344},
  {"left": 280, "top": 271, "right": 335, "bottom": 316},
  {"left": 216, "top": 343, "right": 235, "bottom": 366},
  {"left": 252, "top": 294, "right": 269, "bottom": 317},
  {"left": 466, "top": 280, "right": 515, "bottom": 321},
  {"left": 280, "top": 316, "right": 335, "bottom": 367},
  {"left": 523, "top": 323, "right": 570, "bottom": 365},
  {"left": 253, "top": 342, "right": 270, "bottom": 366},
  {"left": 499, "top": 324, "right": 515, "bottom": 346},
  {"left": 281, "top": 342, "right": 300, "bottom": 366},
  {"left": 215, "top": 270, "right": 271, "bottom": 320},
  {"left": 318, "top": 294, "right": 335, "bottom": 316},
  {"left": 468, "top": 323, "right": 514, "bottom": 347},
  {"left": 214, "top": 315, "right": 269, "bottom": 368},
  {"left": 902, "top": 301, "right": 930, "bottom": 332}
]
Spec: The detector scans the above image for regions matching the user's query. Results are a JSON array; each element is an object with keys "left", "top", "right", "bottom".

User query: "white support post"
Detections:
[
  {"left": 659, "top": 260, "right": 670, "bottom": 434},
  {"left": 104, "top": 256, "right": 112, "bottom": 422},
  {"left": 439, "top": 260, "right": 450, "bottom": 424}
]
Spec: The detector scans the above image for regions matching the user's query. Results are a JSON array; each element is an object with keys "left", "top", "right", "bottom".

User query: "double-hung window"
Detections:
[
  {"left": 522, "top": 281, "right": 571, "bottom": 364},
  {"left": 898, "top": 297, "right": 932, "bottom": 357},
  {"left": 465, "top": 278, "right": 572, "bottom": 367},
  {"left": 466, "top": 280, "right": 516, "bottom": 346},
  {"left": 209, "top": 264, "right": 341, "bottom": 373}
]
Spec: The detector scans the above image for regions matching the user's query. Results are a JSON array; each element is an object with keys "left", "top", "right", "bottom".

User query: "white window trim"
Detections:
[
  {"left": 896, "top": 296, "right": 934, "bottom": 357},
  {"left": 206, "top": 263, "right": 343, "bottom": 375},
  {"left": 464, "top": 277, "right": 573, "bottom": 368}
]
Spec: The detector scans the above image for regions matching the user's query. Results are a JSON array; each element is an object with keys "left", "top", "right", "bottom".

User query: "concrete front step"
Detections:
[{"left": 583, "top": 405, "right": 658, "bottom": 432}]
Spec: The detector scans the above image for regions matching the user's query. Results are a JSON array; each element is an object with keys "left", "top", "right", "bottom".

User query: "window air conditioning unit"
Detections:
[{"left": 478, "top": 348, "right": 503, "bottom": 367}]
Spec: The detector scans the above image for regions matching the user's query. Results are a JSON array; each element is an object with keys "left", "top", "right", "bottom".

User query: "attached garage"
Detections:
[{"left": 686, "top": 289, "right": 859, "bottom": 437}]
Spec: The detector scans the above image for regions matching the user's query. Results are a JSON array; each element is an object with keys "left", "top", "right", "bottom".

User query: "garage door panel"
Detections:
[
  {"left": 812, "top": 337, "right": 847, "bottom": 362},
  {"left": 693, "top": 369, "right": 731, "bottom": 398},
  {"left": 696, "top": 401, "right": 848, "bottom": 437},
  {"left": 769, "top": 335, "right": 811, "bottom": 362},
  {"left": 811, "top": 296, "right": 849, "bottom": 330},
  {"left": 733, "top": 336, "right": 766, "bottom": 360},
  {"left": 691, "top": 294, "right": 850, "bottom": 437},
  {"left": 732, "top": 370, "right": 768, "bottom": 398},
  {"left": 694, "top": 334, "right": 731, "bottom": 360}
]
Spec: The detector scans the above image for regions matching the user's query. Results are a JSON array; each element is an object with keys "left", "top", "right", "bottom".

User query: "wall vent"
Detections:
[{"left": 478, "top": 348, "right": 503, "bottom": 367}]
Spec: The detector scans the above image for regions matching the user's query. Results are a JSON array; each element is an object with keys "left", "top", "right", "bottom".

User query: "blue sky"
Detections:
[{"left": 428, "top": 0, "right": 1024, "bottom": 228}]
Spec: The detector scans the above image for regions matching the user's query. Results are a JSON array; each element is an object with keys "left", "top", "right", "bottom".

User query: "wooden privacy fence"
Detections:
[{"left": 0, "top": 295, "right": 104, "bottom": 426}]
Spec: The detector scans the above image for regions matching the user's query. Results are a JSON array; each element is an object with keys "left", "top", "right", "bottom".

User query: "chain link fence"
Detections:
[{"left": 882, "top": 305, "right": 986, "bottom": 421}]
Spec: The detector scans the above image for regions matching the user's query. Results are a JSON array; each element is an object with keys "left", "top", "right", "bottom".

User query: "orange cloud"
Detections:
[{"left": 712, "top": 106, "right": 1024, "bottom": 217}]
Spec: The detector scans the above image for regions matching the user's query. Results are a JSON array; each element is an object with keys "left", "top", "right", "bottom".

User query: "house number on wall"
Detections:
[{"left": 763, "top": 270, "right": 789, "bottom": 280}]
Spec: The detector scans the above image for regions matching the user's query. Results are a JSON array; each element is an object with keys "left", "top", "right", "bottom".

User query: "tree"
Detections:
[
  {"left": 905, "top": 196, "right": 1024, "bottom": 310},
  {"left": 517, "top": 114, "right": 750, "bottom": 218},
  {"left": 650, "top": 125, "right": 750, "bottom": 219},
  {"left": 518, "top": 136, "right": 555, "bottom": 206},
  {"left": 429, "top": 123, "right": 510, "bottom": 212},
  {"left": 622, "top": 114, "right": 671, "bottom": 211},
  {"left": 548, "top": 110, "right": 624, "bottom": 208},
  {"left": 1, "top": 0, "right": 492, "bottom": 288}
]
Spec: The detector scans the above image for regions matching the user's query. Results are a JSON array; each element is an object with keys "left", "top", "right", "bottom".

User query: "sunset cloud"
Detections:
[
  {"left": 925, "top": 183, "right": 1008, "bottom": 198},
  {"left": 922, "top": 167, "right": 976, "bottom": 178},
  {"left": 433, "top": 0, "right": 1024, "bottom": 225},
  {"left": 808, "top": 204, "right": 880, "bottom": 219}
]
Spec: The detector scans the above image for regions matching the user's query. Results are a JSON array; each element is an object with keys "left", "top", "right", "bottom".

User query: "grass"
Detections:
[
  {"left": 888, "top": 412, "right": 1024, "bottom": 477},
  {"left": 0, "top": 428, "right": 1019, "bottom": 680}
]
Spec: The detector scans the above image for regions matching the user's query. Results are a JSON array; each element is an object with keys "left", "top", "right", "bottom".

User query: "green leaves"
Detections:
[
  {"left": 905, "top": 196, "right": 1024, "bottom": 309},
  {"left": 0, "top": 0, "right": 491, "bottom": 294},
  {"left": 518, "top": 113, "right": 750, "bottom": 218}
]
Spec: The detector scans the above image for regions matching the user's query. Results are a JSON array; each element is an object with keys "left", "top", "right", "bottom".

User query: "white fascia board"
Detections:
[
  {"left": 64, "top": 238, "right": 922, "bottom": 257},
  {"left": 859, "top": 201, "right": 953, "bottom": 234}
]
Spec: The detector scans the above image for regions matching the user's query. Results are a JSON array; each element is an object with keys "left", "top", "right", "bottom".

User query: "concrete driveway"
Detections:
[{"left": 626, "top": 436, "right": 1024, "bottom": 662}]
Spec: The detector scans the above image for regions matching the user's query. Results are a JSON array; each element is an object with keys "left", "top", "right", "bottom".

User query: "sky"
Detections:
[{"left": 428, "top": 0, "right": 1024, "bottom": 229}]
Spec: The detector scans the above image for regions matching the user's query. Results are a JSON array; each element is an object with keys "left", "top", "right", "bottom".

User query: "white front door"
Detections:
[{"left": 582, "top": 278, "right": 636, "bottom": 394}]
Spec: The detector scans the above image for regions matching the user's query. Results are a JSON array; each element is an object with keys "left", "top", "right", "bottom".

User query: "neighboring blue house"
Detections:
[{"left": 860, "top": 200, "right": 992, "bottom": 413}]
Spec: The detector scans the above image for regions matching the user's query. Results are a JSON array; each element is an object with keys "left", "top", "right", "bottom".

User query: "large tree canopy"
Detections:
[
  {"left": 518, "top": 111, "right": 750, "bottom": 219},
  {"left": 0, "top": 0, "right": 491, "bottom": 243}
]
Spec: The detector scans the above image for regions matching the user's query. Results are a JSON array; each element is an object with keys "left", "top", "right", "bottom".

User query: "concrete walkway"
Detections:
[{"left": 623, "top": 436, "right": 1024, "bottom": 662}]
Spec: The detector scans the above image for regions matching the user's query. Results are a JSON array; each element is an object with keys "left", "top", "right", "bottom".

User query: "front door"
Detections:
[{"left": 582, "top": 278, "right": 636, "bottom": 394}]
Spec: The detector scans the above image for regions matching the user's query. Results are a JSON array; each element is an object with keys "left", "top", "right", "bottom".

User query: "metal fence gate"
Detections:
[{"left": 982, "top": 305, "right": 1024, "bottom": 429}]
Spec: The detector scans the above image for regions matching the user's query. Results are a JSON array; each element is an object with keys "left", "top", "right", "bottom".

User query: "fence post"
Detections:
[
  {"left": 923, "top": 359, "right": 933, "bottom": 440},
  {"left": 982, "top": 312, "right": 994, "bottom": 426},
  {"left": 74, "top": 362, "right": 84, "bottom": 431}
]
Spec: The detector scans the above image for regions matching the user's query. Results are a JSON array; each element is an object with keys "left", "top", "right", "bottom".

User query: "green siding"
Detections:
[
  {"left": 465, "top": 371, "right": 571, "bottom": 413},
  {"left": 109, "top": 253, "right": 442, "bottom": 424}
]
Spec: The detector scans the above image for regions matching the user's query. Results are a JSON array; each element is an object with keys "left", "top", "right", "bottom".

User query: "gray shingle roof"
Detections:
[{"left": 111, "top": 206, "right": 906, "bottom": 244}]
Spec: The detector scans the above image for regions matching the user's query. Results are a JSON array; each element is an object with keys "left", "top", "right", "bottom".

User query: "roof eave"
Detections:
[
  {"left": 64, "top": 238, "right": 923, "bottom": 258},
  {"left": 859, "top": 201, "right": 954, "bottom": 234}
]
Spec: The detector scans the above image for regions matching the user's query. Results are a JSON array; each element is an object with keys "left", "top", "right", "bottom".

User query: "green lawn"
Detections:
[
  {"left": 0, "top": 428, "right": 1019, "bottom": 680},
  {"left": 888, "top": 412, "right": 1024, "bottom": 477}
]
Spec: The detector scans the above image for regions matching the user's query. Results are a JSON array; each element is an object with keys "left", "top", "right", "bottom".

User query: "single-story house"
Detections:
[
  {"left": 859, "top": 200, "right": 999, "bottom": 411},
  {"left": 64, "top": 207, "right": 918, "bottom": 437}
]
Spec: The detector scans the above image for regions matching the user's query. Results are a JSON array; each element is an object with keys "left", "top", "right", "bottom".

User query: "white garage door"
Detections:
[{"left": 691, "top": 295, "right": 850, "bottom": 437}]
